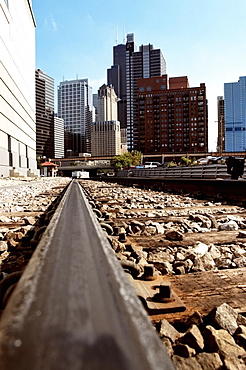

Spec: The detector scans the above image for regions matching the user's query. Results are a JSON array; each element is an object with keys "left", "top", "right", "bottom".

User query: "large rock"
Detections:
[
  {"left": 205, "top": 214, "right": 218, "bottom": 229},
  {"left": 219, "top": 221, "right": 239, "bottom": 231},
  {"left": 173, "top": 343, "right": 196, "bottom": 357},
  {"left": 192, "top": 242, "right": 209, "bottom": 257},
  {"left": 231, "top": 245, "right": 246, "bottom": 258},
  {"left": 208, "top": 303, "right": 238, "bottom": 335},
  {"left": 238, "top": 231, "right": 246, "bottom": 238},
  {"left": 200, "top": 252, "right": 216, "bottom": 270},
  {"left": 178, "top": 324, "right": 204, "bottom": 352},
  {"left": 215, "top": 258, "right": 232, "bottom": 269},
  {"left": 161, "top": 337, "right": 174, "bottom": 357},
  {"left": 191, "top": 257, "right": 205, "bottom": 272},
  {"left": 159, "top": 319, "right": 181, "bottom": 343},
  {"left": 195, "top": 352, "right": 223, "bottom": 370},
  {"left": 0, "top": 241, "right": 8, "bottom": 253},
  {"left": 203, "top": 325, "right": 245, "bottom": 358},
  {"left": 193, "top": 215, "right": 212, "bottom": 229},
  {"left": 186, "top": 311, "right": 203, "bottom": 328},
  {"left": 208, "top": 244, "right": 221, "bottom": 259},
  {"left": 165, "top": 229, "right": 183, "bottom": 241},
  {"left": 172, "top": 355, "right": 203, "bottom": 370},
  {"left": 233, "top": 256, "right": 246, "bottom": 267},
  {"left": 234, "top": 325, "right": 246, "bottom": 349},
  {"left": 237, "top": 313, "right": 246, "bottom": 326},
  {"left": 148, "top": 251, "right": 174, "bottom": 264},
  {"left": 223, "top": 355, "right": 246, "bottom": 369}
]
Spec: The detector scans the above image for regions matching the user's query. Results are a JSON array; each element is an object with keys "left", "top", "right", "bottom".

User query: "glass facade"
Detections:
[
  {"left": 224, "top": 76, "right": 246, "bottom": 152},
  {"left": 57, "top": 79, "right": 93, "bottom": 154}
]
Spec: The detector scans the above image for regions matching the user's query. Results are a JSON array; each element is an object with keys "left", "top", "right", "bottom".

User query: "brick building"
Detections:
[{"left": 137, "top": 75, "right": 208, "bottom": 154}]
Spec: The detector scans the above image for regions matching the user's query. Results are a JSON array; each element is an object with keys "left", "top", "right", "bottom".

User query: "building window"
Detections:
[
  {"left": 146, "top": 86, "right": 152, "bottom": 92},
  {"left": 139, "top": 87, "right": 144, "bottom": 92}
]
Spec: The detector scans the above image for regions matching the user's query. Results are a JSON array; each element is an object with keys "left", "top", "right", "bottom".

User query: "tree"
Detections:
[
  {"left": 111, "top": 151, "right": 142, "bottom": 171},
  {"left": 179, "top": 156, "right": 191, "bottom": 166}
]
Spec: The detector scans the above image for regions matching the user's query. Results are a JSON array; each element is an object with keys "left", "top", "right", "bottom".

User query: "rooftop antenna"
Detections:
[
  {"left": 123, "top": 23, "right": 126, "bottom": 43},
  {"left": 76, "top": 73, "right": 78, "bottom": 80},
  {"left": 115, "top": 24, "right": 118, "bottom": 45}
]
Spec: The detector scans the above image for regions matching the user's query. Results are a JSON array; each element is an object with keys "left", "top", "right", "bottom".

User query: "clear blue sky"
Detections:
[{"left": 32, "top": 0, "right": 246, "bottom": 152}]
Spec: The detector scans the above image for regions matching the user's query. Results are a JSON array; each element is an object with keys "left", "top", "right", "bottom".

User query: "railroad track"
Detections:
[
  {"left": 0, "top": 180, "right": 174, "bottom": 370},
  {"left": 1, "top": 177, "right": 246, "bottom": 368},
  {"left": 78, "top": 179, "right": 246, "bottom": 316},
  {"left": 78, "top": 179, "right": 246, "bottom": 368}
]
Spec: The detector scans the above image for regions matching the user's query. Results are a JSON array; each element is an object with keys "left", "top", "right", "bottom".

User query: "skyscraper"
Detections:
[
  {"left": 0, "top": 0, "right": 38, "bottom": 177},
  {"left": 97, "top": 84, "right": 118, "bottom": 122},
  {"left": 54, "top": 115, "right": 64, "bottom": 158},
  {"left": 57, "top": 79, "right": 93, "bottom": 155},
  {"left": 91, "top": 84, "right": 121, "bottom": 156},
  {"left": 127, "top": 40, "right": 166, "bottom": 151},
  {"left": 217, "top": 96, "right": 225, "bottom": 154},
  {"left": 35, "top": 69, "right": 55, "bottom": 159},
  {"left": 224, "top": 76, "right": 246, "bottom": 152},
  {"left": 107, "top": 41, "right": 130, "bottom": 130},
  {"left": 137, "top": 75, "right": 207, "bottom": 154},
  {"left": 108, "top": 33, "right": 166, "bottom": 151}
]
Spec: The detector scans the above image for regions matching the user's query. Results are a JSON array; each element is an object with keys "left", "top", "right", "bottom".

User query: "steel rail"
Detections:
[{"left": 0, "top": 180, "right": 174, "bottom": 370}]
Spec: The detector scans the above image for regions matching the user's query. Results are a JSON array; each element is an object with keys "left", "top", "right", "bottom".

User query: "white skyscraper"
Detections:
[
  {"left": 97, "top": 84, "right": 118, "bottom": 122},
  {"left": 0, "top": 0, "right": 38, "bottom": 177},
  {"left": 57, "top": 79, "right": 93, "bottom": 154},
  {"left": 54, "top": 115, "right": 65, "bottom": 158},
  {"left": 91, "top": 84, "right": 121, "bottom": 156}
]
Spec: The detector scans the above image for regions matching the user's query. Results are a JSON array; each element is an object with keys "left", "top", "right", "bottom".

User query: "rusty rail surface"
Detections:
[{"left": 0, "top": 180, "right": 174, "bottom": 370}]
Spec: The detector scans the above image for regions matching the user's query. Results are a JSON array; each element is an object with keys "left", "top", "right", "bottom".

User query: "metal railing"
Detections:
[{"left": 117, "top": 164, "right": 246, "bottom": 179}]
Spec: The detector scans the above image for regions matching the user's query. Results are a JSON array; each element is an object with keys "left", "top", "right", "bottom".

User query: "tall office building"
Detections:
[
  {"left": 57, "top": 79, "right": 93, "bottom": 155},
  {"left": 108, "top": 33, "right": 166, "bottom": 151},
  {"left": 107, "top": 41, "right": 129, "bottom": 129},
  {"left": 217, "top": 96, "right": 225, "bottom": 154},
  {"left": 93, "top": 93, "right": 98, "bottom": 122},
  {"left": 97, "top": 84, "right": 118, "bottom": 121},
  {"left": 127, "top": 41, "right": 166, "bottom": 151},
  {"left": 224, "top": 76, "right": 246, "bottom": 152},
  {"left": 54, "top": 115, "right": 64, "bottom": 158},
  {"left": 0, "top": 0, "right": 38, "bottom": 177},
  {"left": 35, "top": 69, "right": 54, "bottom": 159},
  {"left": 91, "top": 121, "right": 121, "bottom": 156},
  {"left": 137, "top": 75, "right": 208, "bottom": 154},
  {"left": 91, "top": 84, "right": 121, "bottom": 156}
]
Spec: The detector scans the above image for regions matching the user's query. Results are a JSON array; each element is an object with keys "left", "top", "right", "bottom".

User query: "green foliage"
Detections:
[
  {"left": 111, "top": 151, "right": 142, "bottom": 171},
  {"left": 180, "top": 156, "right": 191, "bottom": 166},
  {"left": 168, "top": 161, "right": 177, "bottom": 168}
]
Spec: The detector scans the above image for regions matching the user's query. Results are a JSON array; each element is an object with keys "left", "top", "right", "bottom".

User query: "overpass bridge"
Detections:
[{"left": 57, "top": 164, "right": 114, "bottom": 177}]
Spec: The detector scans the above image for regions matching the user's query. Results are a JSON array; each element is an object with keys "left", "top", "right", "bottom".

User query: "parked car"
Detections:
[
  {"left": 197, "top": 158, "right": 209, "bottom": 165},
  {"left": 208, "top": 156, "right": 222, "bottom": 164},
  {"left": 144, "top": 162, "right": 161, "bottom": 168}
]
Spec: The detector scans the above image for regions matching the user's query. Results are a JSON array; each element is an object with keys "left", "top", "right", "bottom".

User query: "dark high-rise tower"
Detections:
[
  {"left": 127, "top": 41, "right": 166, "bottom": 151},
  {"left": 35, "top": 69, "right": 54, "bottom": 159},
  {"left": 107, "top": 33, "right": 166, "bottom": 151},
  {"left": 217, "top": 96, "right": 225, "bottom": 154},
  {"left": 107, "top": 41, "right": 131, "bottom": 130}
]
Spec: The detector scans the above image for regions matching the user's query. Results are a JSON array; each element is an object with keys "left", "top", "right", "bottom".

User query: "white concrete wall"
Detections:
[{"left": 0, "top": 0, "right": 38, "bottom": 177}]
